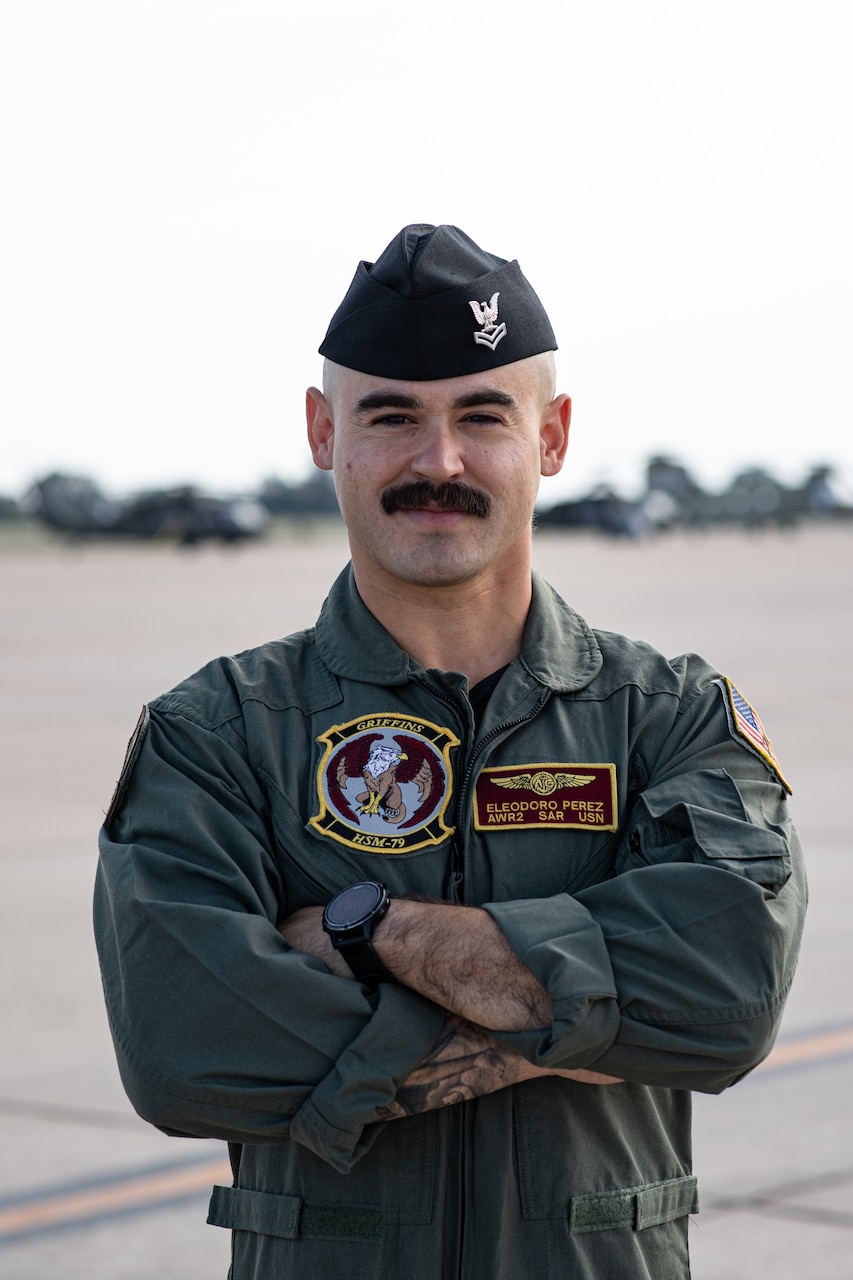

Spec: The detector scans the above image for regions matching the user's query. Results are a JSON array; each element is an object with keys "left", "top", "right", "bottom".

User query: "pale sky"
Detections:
[{"left": 2, "top": 0, "right": 851, "bottom": 504}]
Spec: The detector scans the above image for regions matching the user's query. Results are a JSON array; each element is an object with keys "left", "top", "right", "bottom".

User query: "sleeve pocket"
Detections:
[{"left": 621, "top": 769, "right": 791, "bottom": 889}]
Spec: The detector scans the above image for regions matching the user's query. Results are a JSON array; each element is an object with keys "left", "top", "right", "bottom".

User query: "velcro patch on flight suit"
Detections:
[
  {"left": 473, "top": 763, "right": 617, "bottom": 831},
  {"left": 104, "top": 705, "right": 150, "bottom": 827},
  {"left": 310, "top": 713, "right": 460, "bottom": 854},
  {"left": 569, "top": 1173, "right": 698, "bottom": 1233},
  {"left": 208, "top": 1184, "right": 385, "bottom": 1243},
  {"left": 717, "top": 678, "right": 792, "bottom": 794}
]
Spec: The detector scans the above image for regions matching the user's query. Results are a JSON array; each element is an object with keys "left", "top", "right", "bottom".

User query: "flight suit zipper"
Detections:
[
  {"left": 416, "top": 676, "right": 551, "bottom": 1276},
  {"left": 418, "top": 673, "right": 551, "bottom": 901},
  {"left": 449, "top": 691, "right": 550, "bottom": 902}
]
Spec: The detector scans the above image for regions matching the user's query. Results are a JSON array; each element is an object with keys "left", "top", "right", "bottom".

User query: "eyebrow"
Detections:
[
  {"left": 354, "top": 388, "right": 517, "bottom": 415},
  {"left": 354, "top": 392, "right": 424, "bottom": 414},
  {"left": 453, "top": 389, "right": 516, "bottom": 410}
]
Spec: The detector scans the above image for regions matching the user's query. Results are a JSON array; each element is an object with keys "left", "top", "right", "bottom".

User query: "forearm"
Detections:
[
  {"left": 279, "top": 898, "right": 550, "bottom": 1032},
  {"left": 277, "top": 903, "right": 621, "bottom": 1119},
  {"left": 374, "top": 899, "right": 551, "bottom": 1032}
]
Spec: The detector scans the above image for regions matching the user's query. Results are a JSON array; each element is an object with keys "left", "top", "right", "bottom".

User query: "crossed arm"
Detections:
[{"left": 278, "top": 898, "right": 620, "bottom": 1118}]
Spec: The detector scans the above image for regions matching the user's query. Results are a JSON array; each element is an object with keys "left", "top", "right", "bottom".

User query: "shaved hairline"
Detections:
[{"left": 322, "top": 352, "right": 558, "bottom": 406}]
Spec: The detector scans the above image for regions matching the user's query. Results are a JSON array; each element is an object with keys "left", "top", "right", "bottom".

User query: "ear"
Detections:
[
  {"left": 306, "top": 387, "right": 334, "bottom": 471},
  {"left": 540, "top": 394, "right": 571, "bottom": 477}
]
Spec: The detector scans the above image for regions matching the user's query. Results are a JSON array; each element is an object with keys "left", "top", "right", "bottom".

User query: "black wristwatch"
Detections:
[{"left": 322, "top": 882, "right": 396, "bottom": 985}]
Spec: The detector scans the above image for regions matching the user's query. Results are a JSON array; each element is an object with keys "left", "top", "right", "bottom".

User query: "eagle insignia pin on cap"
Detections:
[{"left": 469, "top": 292, "right": 507, "bottom": 351}]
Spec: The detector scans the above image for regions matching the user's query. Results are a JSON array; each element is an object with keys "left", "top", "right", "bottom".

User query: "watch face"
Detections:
[{"left": 324, "top": 881, "right": 384, "bottom": 930}]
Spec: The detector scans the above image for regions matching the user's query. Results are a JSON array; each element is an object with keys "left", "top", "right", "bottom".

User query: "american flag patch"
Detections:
[{"left": 721, "top": 678, "right": 791, "bottom": 793}]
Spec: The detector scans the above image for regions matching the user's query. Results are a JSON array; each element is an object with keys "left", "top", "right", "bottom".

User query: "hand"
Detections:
[
  {"left": 277, "top": 906, "right": 354, "bottom": 980},
  {"left": 377, "top": 1014, "right": 621, "bottom": 1119}
]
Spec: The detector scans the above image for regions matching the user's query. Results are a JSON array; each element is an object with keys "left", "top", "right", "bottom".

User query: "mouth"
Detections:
[{"left": 381, "top": 481, "right": 491, "bottom": 519}]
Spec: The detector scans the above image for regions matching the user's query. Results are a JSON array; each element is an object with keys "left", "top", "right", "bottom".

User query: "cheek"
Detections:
[{"left": 493, "top": 449, "right": 542, "bottom": 495}]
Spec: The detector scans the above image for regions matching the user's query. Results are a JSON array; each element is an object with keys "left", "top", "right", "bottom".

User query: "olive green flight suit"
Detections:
[{"left": 95, "top": 567, "right": 806, "bottom": 1278}]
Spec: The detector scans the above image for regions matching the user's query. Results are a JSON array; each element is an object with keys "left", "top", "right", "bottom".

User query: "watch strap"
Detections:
[{"left": 335, "top": 936, "right": 396, "bottom": 985}]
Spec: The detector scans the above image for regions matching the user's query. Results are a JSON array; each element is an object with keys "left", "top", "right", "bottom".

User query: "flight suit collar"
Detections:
[
  {"left": 521, "top": 570, "right": 603, "bottom": 693},
  {"left": 314, "top": 565, "right": 603, "bottom": 694}
]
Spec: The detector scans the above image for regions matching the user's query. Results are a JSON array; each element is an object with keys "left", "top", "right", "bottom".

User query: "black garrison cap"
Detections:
[{"left": 318, "top": 224, "right": 557, "bottom": 380}]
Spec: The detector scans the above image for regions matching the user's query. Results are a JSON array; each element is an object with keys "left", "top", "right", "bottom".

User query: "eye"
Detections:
[
  {"left": 372, "top": 413, "right": 415, "bottom": 427},
  {"left": 462, "top": 412, "right": 501, "bottom": 425}
]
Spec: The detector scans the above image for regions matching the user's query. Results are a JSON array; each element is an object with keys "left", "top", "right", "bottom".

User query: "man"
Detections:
[{"left": 95, "top": 224, "right": 806, "bottom": 1279}]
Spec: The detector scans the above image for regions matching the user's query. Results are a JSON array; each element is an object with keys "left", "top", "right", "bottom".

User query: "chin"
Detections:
[{"left": 388, "top": 553, "right": 490, "bottom": 589}]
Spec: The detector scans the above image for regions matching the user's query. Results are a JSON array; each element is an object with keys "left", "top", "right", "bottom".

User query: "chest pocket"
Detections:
[
  {"left": 471, "top": 759, "right": 622, "bottom": 900},
  {"left": 481, "top": 825, "right": 620, "bottom": 902}
]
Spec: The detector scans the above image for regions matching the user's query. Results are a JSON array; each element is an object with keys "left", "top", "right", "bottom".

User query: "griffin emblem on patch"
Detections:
[
  {"left": 474, "top": 763, "right": 618, "bottom": 831},
  {"left": 469, "top": 291, "right": 507, "bottom": 351},
  {"left": 310, "top": 714, "right": 460, "bottom": 853},
  {"left": 719, "top": 678, "right": 792, "bottom": 793}
]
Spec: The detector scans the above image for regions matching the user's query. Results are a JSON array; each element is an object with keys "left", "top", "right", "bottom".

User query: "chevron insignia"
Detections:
[{"left": 469, "top": 291, "right": 507, "bottom": 351}]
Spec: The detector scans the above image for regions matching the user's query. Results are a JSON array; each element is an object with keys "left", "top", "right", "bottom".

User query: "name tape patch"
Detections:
[{"left": 473, "top": 763, "right": 617, "bottom": 831}]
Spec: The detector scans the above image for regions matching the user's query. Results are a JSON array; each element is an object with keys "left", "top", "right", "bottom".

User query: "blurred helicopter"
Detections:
[
  {"left": 536, "top": 458, "right": 852, "bottom": 538},
  {"left": 25, "top": 472, "right": 269, "bottom": 546}
]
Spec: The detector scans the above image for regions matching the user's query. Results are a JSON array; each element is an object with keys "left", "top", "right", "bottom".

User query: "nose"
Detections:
[{"left": 410, "top": 421, "right": 465, "bottom": 483}]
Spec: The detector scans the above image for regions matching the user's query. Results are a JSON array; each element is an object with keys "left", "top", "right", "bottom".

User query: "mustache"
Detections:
[{"left": 380, "top": 481, "right": 491, "bottom": 519}]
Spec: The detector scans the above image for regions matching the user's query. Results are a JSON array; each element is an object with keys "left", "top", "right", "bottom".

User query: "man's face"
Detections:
[{"left": 306, "top": 355, "right": 570, "bottom": 592}]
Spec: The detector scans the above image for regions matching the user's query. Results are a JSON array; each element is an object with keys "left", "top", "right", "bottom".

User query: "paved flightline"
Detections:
[
  {"left": 1, "top": 1021, "right": 851, "bottom": 1247},
  {"left": 0, "top": 1155, "right": 232, "bottom": 1246}
]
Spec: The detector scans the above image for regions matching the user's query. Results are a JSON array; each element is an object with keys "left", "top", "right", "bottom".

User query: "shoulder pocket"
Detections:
[{"left": 622, "top": 770, "right": 791, "bottom": 889}]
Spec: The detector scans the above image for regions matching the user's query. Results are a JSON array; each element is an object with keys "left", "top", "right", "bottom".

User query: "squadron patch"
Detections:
[
  {"left": 474, "top": 763, "right": 617, "bottom": 832},
  {"left": 718, "top": 678, "right": 792, "bottom": 793},
  {"left": 310, "top": 714, "right": 460, "bottom": 854}
]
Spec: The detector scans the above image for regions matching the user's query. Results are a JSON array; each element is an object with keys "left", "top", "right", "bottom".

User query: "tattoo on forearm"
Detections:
[{"left": 376, "top": 1018, "right": 515, "bottom": 1120}]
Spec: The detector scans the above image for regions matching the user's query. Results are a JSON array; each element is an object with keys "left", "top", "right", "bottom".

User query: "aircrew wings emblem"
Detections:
[
  {"left": 492, "top": 771, "right": 595, "bottom": 796},
  {"left": 310, "top": 714, "right": 460, "bottom": 854}
]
